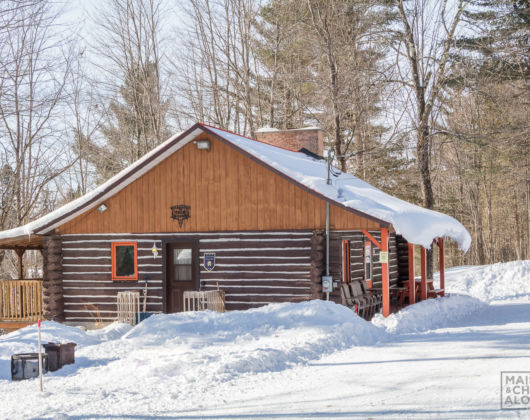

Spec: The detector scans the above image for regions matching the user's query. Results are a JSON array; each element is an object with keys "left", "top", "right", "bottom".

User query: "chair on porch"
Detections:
[
  {"left": 340, "top": 283, "right": 368, "bottom": 318},
  {"left": 350, "top": 281, "right": 380, "bottom": 320},
  {"left": 360, "top": 279, "right": 382, "bottom": 313},
  {"left": 349, "top": 282, "right": 370, "bottom": 318}
]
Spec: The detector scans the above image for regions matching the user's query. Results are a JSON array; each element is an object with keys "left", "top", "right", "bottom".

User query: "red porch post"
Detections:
[
  {"left": 439, "top": 238, "right": 445, "bottom": 297},
  {"left": 408, "top": 243, "right": 415, "bottom": 304},
  {"left": 420, "top": 246, "right": 427, "bottom": 301},
  {"left": 381, "top": 228, "right": 390, "bottom": 317}
]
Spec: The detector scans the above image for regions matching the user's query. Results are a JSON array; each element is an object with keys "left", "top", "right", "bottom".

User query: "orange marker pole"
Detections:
[{"left": 381, "top": 228, "right": 390, "bottom": 317}]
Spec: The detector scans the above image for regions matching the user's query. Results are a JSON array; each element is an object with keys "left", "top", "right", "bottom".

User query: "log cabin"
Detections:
[{"left": 0, "top": 122, "right": 471, "bottom": 328}]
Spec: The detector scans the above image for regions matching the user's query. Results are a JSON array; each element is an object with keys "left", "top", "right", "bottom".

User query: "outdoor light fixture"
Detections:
[
  {"left": 194, "top": 139, "right": 211, "bottom": 150},
  {"left": 97, "top": 204, "right": 108, "bottom": 213},
  {"left": 151, "top": 242, "right": 159, "bottom": 258}
]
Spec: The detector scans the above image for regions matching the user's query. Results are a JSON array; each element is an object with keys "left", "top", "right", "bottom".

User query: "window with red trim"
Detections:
[
  {"left": 364, "top": 241, "right": 373, "bottom": 288},
  {"left": 111, "top": 242, "right": 138, "bottom": 281},
  {"left": 342, "top": 240, "right": 351, "bottom": 283}
]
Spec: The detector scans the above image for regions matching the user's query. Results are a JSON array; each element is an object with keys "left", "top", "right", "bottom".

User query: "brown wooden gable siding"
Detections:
[
  {"left": 60, "top": 231, "right": 315, "bottom": 322},
  {"left": 56, "top": 134, "right": 381, "bottom": 235}
]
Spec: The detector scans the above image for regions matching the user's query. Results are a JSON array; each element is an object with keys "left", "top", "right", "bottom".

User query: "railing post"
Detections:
[
  {"left": 408, "top": 243, "right": 415, "bottom": 305},
  {"left": 420, "top": 246, "right": 427, "bottom": 301},
  {"left": 439, "top": 238, "right": 445, "bottom": 296},
  {"left": 15, "top": 249, "right": 25, "bottom": 280}
]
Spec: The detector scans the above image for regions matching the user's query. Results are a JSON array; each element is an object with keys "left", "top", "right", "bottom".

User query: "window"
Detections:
[
  {"left": 342, "top": 240, "right": 351, "bottom": 283},
  {"left": 173, "top": 248, "right": 192, "bottom": 281},
  {"left": 111, "top": 242, "right": 138, "bottom": 281},
  {"left": 364, "top": 241, "right": 373, "bottom": 288}
]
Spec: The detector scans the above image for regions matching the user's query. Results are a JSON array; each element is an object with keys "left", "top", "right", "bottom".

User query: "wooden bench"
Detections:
[
  {"left": 428, "top": 288, "right": 445, "bottom": 298},
  {"left": 415, "top": 278, "right": 444, "bottom": 300}
]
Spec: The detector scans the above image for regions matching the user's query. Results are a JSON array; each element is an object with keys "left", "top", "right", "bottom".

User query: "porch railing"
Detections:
[
  {"left": 0, "top": 279, "right": 43, "bottom": 322},
  {"left": 183, "top": 290, "right": 226, "bottom": 312}
]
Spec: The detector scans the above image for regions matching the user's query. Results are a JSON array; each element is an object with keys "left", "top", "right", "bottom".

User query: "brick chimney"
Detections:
[{"left": 255, "top": 127, "right": 324, "bottom": 156}]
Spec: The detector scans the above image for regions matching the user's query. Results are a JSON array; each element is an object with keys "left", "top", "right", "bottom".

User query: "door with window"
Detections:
[{"left": 166, "top": 243, "right": 198, "bottom": 313}]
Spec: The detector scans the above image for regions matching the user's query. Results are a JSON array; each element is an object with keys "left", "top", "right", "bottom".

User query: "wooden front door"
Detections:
[{"left": 166, "top": 243, "right": 198, "bottom": 313}]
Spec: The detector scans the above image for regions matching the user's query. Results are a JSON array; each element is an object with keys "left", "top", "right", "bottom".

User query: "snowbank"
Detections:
[
  {"left": 0, "top": 322, "right": 131, "bottom": 380},
  {"left": 442, "top": 260, "right": 530, "bottom": 303},
  {"left": 0, "top": 301, "right": 384, "bottom": 383},
  {"left": 0, "top": 294, "right": 491, "bottom": 383},
  {"left": 123, "top": 300, "right": 384, "bottom": 377},
  {"left": 372, "top": 294, "right": 487, "bottom": 334}
]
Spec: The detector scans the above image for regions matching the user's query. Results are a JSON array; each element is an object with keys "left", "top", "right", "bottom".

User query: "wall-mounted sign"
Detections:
[
  {"left": 170, "top": 204, "right": 191, "bottom": 227},
  {"left": 364, "top": 241, "right": 372, "bottom": 287},
  {"left": 379, "top": 251, "right": 388, "bottom": 264},
  {"left": 204, "top": 253, "right": 215, "bottom": 271}
]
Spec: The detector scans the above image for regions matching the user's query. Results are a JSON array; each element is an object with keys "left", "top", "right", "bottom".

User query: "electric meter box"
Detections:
[{"left": 322, "top": 276, "right": 333, "bottom": 293}]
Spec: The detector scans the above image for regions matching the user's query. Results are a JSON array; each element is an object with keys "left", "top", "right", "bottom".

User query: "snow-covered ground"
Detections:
[{"left": 1, "top": 260, "right": 529, "bottom": 419}]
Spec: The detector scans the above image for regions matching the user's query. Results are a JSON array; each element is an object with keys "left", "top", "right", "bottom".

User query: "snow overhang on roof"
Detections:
[{"left": 0, "top": 123, "right": 471, "bottom": 252}]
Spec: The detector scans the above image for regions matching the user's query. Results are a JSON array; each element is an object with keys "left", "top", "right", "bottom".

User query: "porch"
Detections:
[
  {"left": 0, "top": 279, "right": 43, "bottom": 331},
  {"left": 343, "top": 231, "right": 446, "bottom": 320},
  {"left": 397, "top": 238, "right": 446, "bottom": 307},
  {"left": 0, "top": 233, "right": 44, "bottom": 332}
]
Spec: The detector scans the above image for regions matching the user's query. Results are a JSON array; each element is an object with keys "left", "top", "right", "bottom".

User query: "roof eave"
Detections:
[{"left": 0, "top": 234, "right": 43, "bottom": 250}]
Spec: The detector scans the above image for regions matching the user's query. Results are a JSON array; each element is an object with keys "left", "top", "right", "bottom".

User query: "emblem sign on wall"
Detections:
[{"left": 204, "top": 253, "right": 215, "bottom": 271}]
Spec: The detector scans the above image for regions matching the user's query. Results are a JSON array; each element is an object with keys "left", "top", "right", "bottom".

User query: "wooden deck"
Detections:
[
  {"left": 0, "top": 279, "right": 43, "bottom": 331},
  {"left": 0, "top": 320, "right": 37, "bottom": 332}
]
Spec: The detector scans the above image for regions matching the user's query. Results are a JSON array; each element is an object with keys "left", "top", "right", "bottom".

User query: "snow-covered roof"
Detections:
[
  {"left": 0, "top": 123, "right": 471, "bottom": 251},
  {"left": 205, "top": 125, "right": 471, "bottom": 251}
]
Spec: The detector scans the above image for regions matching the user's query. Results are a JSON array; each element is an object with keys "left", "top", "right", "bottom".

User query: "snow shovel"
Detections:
[{"left": 138, "top": 276, "right": 154, "bottom": 323}]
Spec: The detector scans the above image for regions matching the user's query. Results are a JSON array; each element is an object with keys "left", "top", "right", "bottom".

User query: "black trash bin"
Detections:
[
  {"left": 11, "top": 353, "right": 48, "bottom": 381},
  {"left": 42, "top": 342, "right": 76, "bottom": 371}
]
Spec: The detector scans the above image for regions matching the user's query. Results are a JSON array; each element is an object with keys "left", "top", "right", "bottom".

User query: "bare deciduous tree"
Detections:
[
  {"left": 90, "top": 0, "right": 170, "bottom": 179},
  {"left": 393, "top": 0, "right": 469, "bottom": 210},
  {"left": 0, "top": 0, "right": 73, "bottom": 277},
  {"left": 0, "top": 0, "right": 72, "bottom": 227},
  {"left": 173, "top": 0, "right": 261, "bottom": 136}
]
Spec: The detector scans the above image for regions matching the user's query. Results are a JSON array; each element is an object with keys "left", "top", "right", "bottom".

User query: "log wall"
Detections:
[
  {"left": 58, "top": 229, "right": 401, "bottom": 323},
  {"left": 42, "top": 235, "right": 64, "bottom": 321},
  {"left": 60, "top": 231, "right": 314, "bottom": 322}
]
